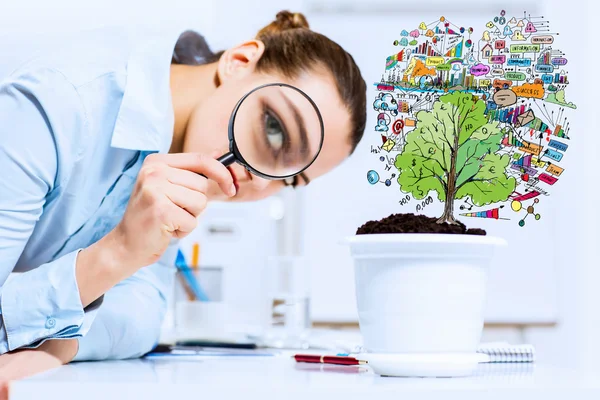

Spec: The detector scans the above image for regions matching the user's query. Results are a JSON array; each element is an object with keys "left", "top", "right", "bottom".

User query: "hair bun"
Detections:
[
  {"left": 275, "top": 11, "right": 309, "bottom": 30},
  {"left": 257, "top": 10, "right": 309, "bottom": 37}
]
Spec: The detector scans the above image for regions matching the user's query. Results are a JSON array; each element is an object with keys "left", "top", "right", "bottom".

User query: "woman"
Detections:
[{"left": 0, "top": 10, "right": 366, "bottom": 381}]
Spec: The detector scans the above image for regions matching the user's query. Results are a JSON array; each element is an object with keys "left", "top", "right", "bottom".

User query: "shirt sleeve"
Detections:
[
  {"left": 73, "top": 243, "right": 177, "bottom": 361},
  {"left": 0, "top": 67, "right": 96, "bottom": 354}
]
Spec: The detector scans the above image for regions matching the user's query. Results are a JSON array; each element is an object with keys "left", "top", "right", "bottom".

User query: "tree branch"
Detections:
[
  {"left": 456, "top": 174, "right": 507, "bottom": 192},
  {"left": 413, "top": 141, "right": 448, "bottom": 178},
  {"left": 458, "top": 104, "right": 472, "bottom": 130},
  {"left": 404, "top": 166, "right": 439, "bottom": 197},
  {"left": 472, "top": 182, "right": 492, "bottom": 195},
  {"left": 422, "top": 164, "right": 448, "bottom": 191},
  {"left": 440, "top": 142, "right": 449, "bottom": 171},
  {"left": 424, "top": 125, "right": 449, "bottom": 170},
  {"left": 432, "top": 113, "right": 455, "bottom": 151},
  {"left": 455, "top": 140, "right": 481, "bottom": 182}
]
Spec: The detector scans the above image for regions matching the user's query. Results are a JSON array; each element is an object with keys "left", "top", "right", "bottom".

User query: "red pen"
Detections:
[{"left": 293, "top": 354, "right": 367, "bottom": 366}]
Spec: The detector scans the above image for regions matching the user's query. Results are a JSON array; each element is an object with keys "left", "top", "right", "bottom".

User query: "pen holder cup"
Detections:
[
  {"left": 174, "top": 266, "right": 243, "bottom": 341},
  {"left": 174, "top": 265, "right": 223, "bottom": 303}
]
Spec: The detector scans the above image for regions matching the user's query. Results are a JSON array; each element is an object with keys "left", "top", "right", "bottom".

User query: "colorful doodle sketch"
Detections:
[{"left": 368, "top": 11, "right": 574, "bottom": 227}]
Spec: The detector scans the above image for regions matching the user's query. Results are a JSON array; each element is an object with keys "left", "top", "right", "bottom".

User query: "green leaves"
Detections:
[
  {"left": 395, "top": 91, "right": 515, "bottom": 209},
  {"left": 455, "top": 152, "right": 517, "bottom": 205},
  {"left": 454, "top": 121, "right": 503, "bottom": 188},
  {"left": 395, "top": 110, "right": 451, "bottom": 201},
  {"left": 439, "top": 92, "right": 488, "bottom": 145},
  {"left": 395, "top": 149, "right": 447, "bottom": 201}
]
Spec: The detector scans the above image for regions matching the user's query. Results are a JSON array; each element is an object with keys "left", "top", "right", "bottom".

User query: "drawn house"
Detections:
[{"left": 480, "top": 43, "right": 493, "bottom": 58}]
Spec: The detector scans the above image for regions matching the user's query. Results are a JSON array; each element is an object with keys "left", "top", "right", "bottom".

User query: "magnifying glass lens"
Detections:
[{"left": 230, "top": 84, "right": 323, "bottom": 179}]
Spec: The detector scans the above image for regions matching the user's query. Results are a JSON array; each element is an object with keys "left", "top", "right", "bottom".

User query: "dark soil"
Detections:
[{"left": 356, "top": 213, "right": 486, "bottom": 235}]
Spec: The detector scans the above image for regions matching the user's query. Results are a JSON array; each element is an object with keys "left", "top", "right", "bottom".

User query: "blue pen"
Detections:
[{"left": 175, "top": 249, "right": 210, "bottom": 301}]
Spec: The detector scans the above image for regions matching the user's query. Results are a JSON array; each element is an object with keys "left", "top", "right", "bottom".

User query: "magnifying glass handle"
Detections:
[
  {"left": 217, "top": 152, "right": 236, "bottom": 167},
  {"left": 198, "top": 152, "right": 237, "bottom": 179}
]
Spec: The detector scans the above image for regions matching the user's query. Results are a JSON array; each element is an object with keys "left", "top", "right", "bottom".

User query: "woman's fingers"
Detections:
[
  {"left": 170, "top": 203, "right": 198, "bottom": 238},
  {"left": 106, "top": 151, "right": 231, "bottom": 270},
  {"left": 165, "top": 167, "right": 208, "bottom": 193},
  {"left": 146, "top": 153, "right": 235, "bottom": 197},
  {"left": 164, "top": 182, "right": 207, "bottom": 218},
  {"left": 0, "top": 380, "right": 8, "bottom": 400}
]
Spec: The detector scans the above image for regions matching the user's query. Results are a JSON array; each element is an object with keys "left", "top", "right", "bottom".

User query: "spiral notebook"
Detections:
[{"left": 476, "top": 342, "right": 535, "bottom": 363}]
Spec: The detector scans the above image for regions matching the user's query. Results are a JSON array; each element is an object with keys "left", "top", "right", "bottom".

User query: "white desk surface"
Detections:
[{"left": 10, "top": 356, "right": 600, "bottom": 400}]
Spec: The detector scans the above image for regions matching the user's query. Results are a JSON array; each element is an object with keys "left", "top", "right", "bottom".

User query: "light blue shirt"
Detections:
[{"left": 0, "top": 27, "right": 185, "bottom": 360}]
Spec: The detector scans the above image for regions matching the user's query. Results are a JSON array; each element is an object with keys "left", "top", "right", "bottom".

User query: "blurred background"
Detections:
[{"left": 0, "top": 0, "right": 597, "bottom": 367}]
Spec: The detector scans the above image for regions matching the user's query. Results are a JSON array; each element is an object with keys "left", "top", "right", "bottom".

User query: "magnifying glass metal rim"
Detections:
[{"left": 218, "top": 82, "right": 325, "bottom": 180}]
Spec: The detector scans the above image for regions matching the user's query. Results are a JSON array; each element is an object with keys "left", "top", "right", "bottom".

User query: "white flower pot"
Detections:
[{"left": 346, "top": 233, "right": 506, "bottom": 377}]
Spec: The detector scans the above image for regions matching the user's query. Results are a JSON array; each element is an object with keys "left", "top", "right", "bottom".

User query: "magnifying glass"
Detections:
[{"left": 213, "top": 83, "right": 325, "bottom": 180}]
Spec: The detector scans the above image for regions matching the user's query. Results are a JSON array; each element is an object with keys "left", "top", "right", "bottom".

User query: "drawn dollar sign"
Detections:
[{"left": 412, "top": 158, "right": 416, "bottom": 167}]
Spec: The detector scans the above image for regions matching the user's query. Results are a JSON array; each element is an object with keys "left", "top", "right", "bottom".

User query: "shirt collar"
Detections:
[{"left": 111, "top": 29, "right": 184, "bottom": 152}]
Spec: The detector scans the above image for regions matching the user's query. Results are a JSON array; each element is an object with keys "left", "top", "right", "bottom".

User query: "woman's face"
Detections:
[{"left": 183, "top": 63, "right": 353, "bottom": 202}]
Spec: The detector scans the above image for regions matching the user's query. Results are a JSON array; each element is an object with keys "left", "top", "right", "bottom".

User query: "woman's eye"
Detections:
[{"left": 265, "top": 112, "right": 284, "bottom": 151}]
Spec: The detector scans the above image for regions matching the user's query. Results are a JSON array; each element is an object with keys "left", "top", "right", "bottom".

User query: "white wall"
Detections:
[
  {"left": 0, "top": 0, "right": 216, "bottom": 34},
  {"left": 558, "top": 0, "right": 599, "bottom": 369},
  {"left": 0, "top": 0, "right": 305, "bottom": 76}
]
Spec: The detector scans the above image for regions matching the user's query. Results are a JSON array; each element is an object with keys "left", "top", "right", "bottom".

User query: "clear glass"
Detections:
[{"left": 261, "top": 255, "right": 312, "bottom": 349}]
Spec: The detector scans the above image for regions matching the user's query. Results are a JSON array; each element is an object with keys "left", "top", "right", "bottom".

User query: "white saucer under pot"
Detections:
[{"left": 358, "top": 352, "right": 489, "bottom": 378}]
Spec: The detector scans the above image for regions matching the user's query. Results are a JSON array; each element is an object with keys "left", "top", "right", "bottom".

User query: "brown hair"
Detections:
[{"left": 172, "top": 11, "right": 366, "bottom": 153}]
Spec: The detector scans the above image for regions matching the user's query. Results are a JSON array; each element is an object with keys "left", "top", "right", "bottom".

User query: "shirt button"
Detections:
[{"left": 45, "top": 317, "right": 56, "bottom": 329}]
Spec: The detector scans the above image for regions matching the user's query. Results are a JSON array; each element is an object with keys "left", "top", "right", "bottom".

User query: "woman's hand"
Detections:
[
  {"left": 0, "top": 339, "right": 78, "bottom": 399},
  {"left": 107, "top": 153, "right": 235, "bottom": 270},
  {"left": 74, "top": 152, "right": 235, "bottom": 308}
]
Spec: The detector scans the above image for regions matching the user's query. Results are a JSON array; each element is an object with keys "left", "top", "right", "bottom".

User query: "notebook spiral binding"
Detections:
[
  {"left": 476, "top": 345, "right": 536, "bottom": 363},
  {"left": 474, "top": 362, "right": 535, "bottom": 379}
]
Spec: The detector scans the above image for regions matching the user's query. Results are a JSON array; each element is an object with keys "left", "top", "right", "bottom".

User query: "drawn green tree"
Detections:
[{"left": 395, "top": 92, "right": 517, "bottom": 224}]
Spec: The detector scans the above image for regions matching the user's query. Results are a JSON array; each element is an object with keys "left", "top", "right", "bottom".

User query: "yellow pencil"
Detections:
[{"left": 191, "top": 242, "right": 200, "bottom": 269}]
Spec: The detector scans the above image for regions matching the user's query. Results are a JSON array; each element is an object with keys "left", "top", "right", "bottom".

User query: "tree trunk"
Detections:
[
  {"left": 437, "top": 114, "right": 461, "bottom": 225},
  {"left": 437, "top": 189, "right": 458, "bottom": 225}
]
